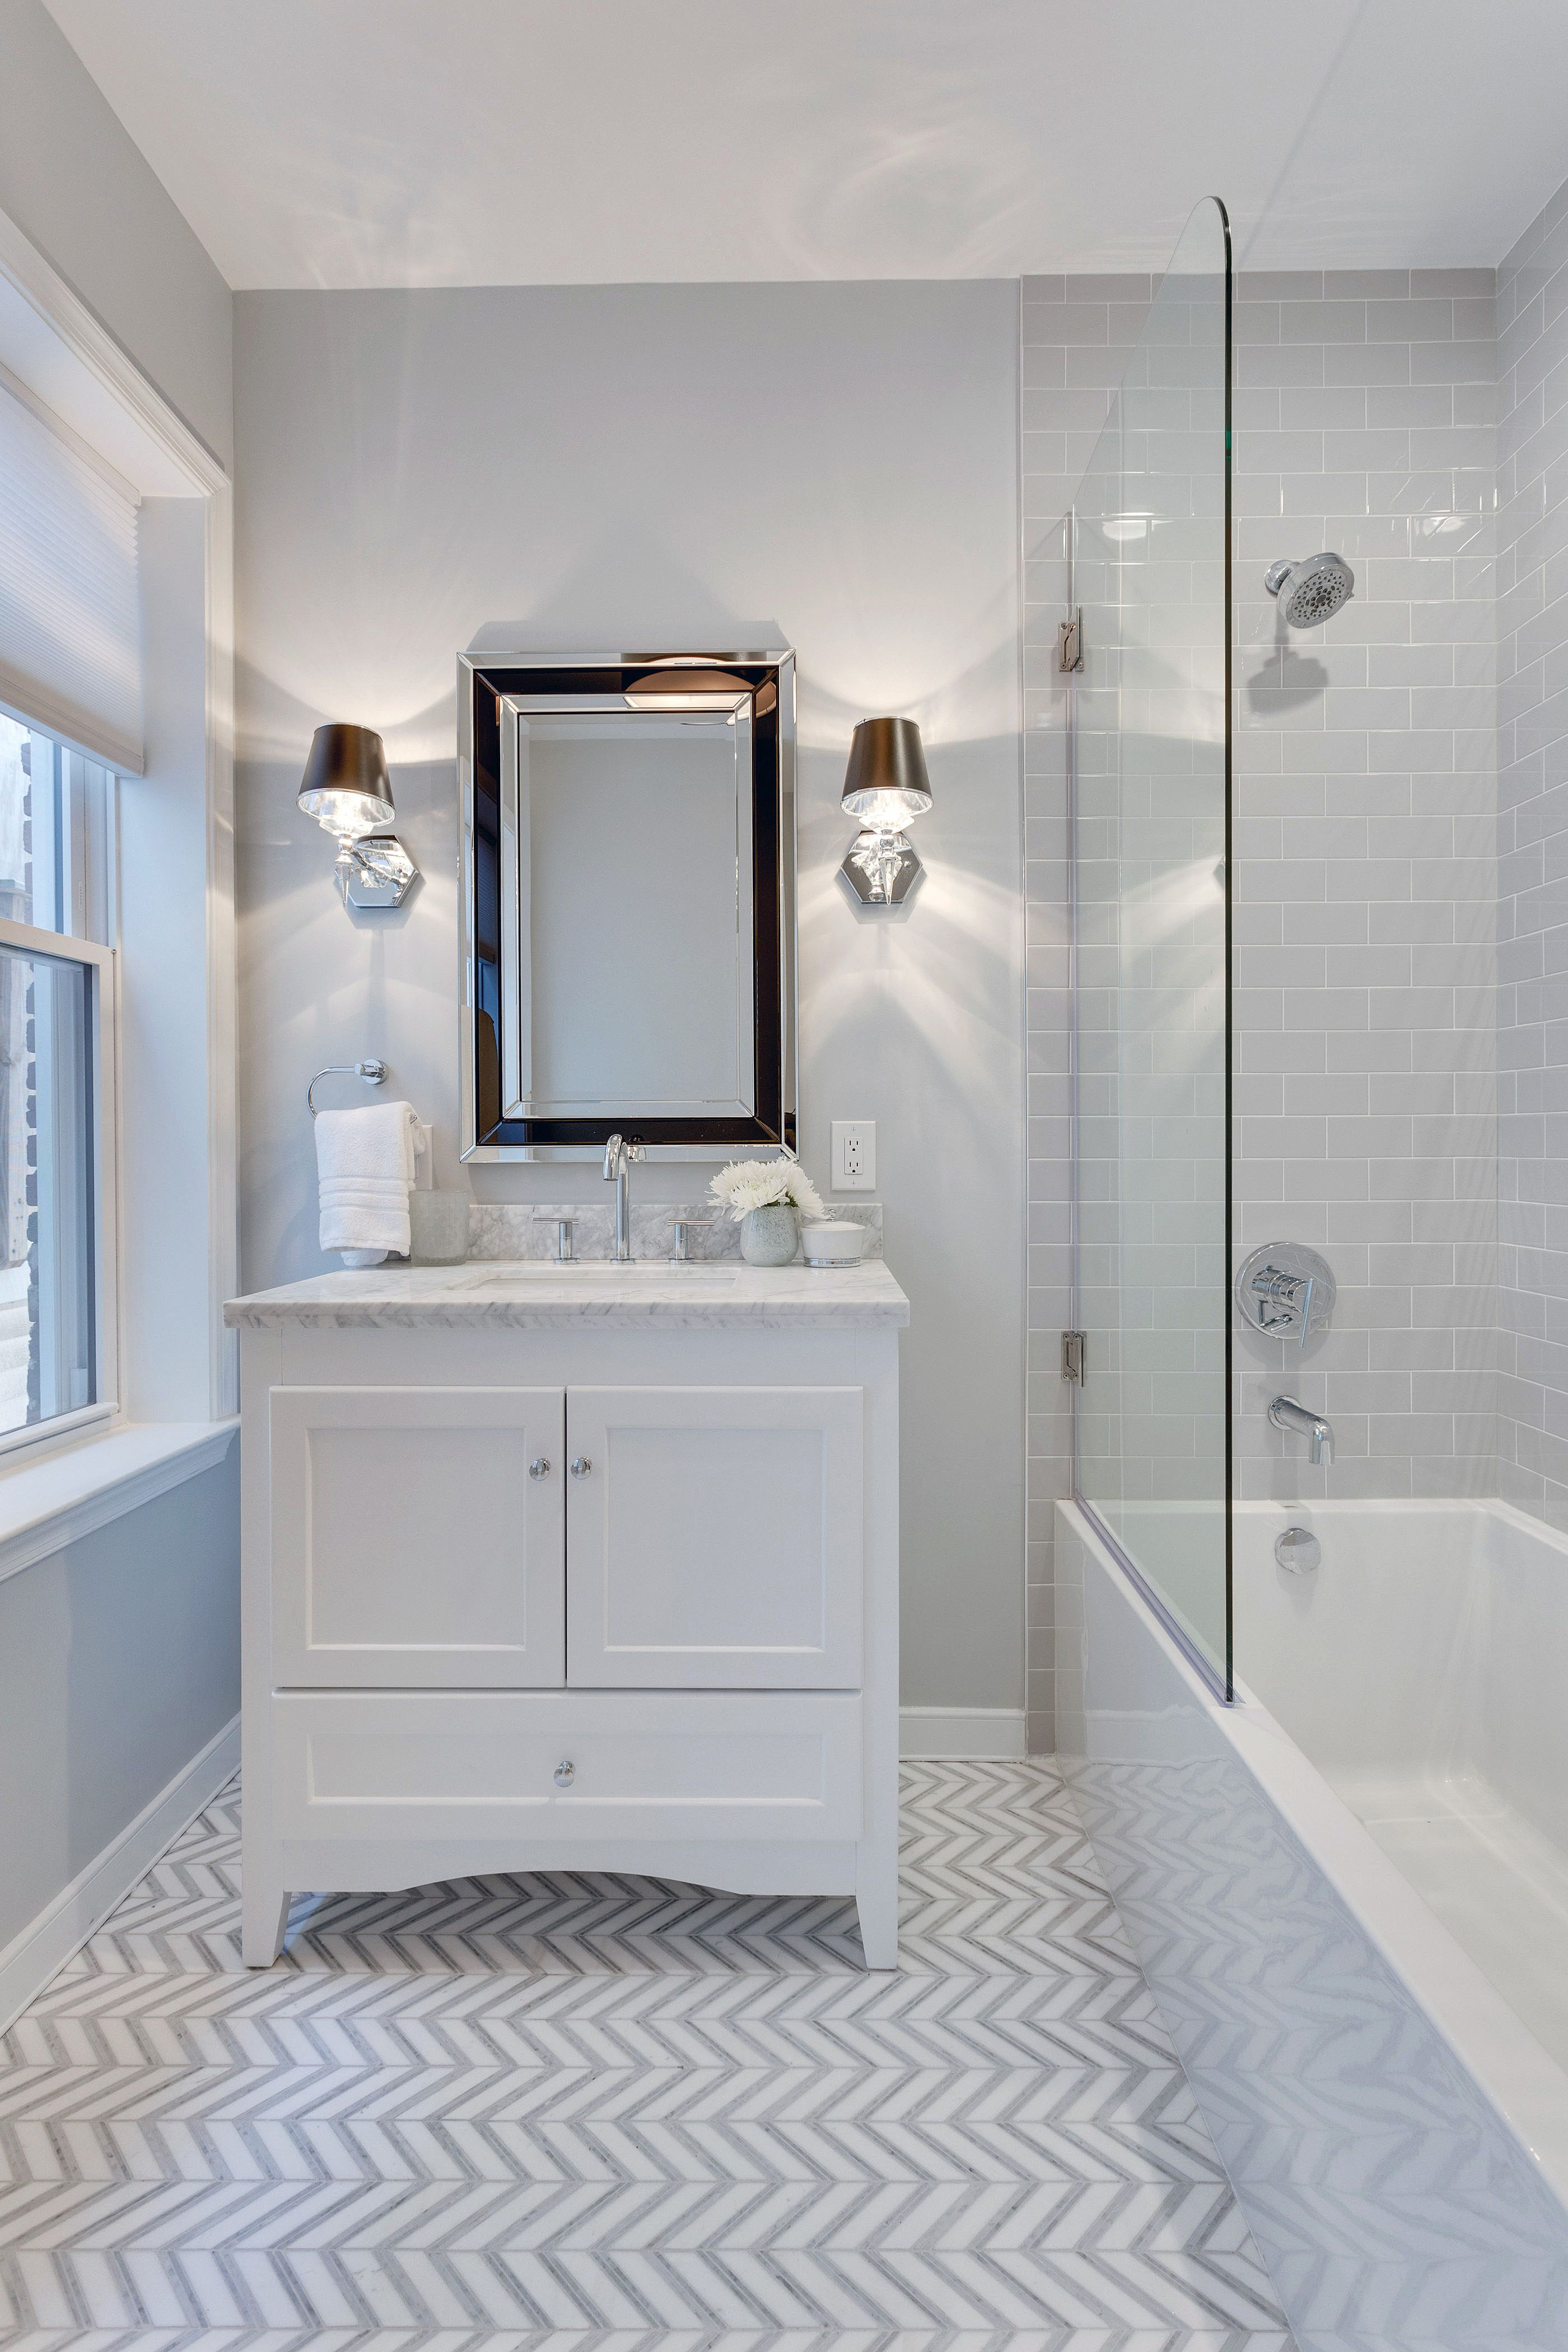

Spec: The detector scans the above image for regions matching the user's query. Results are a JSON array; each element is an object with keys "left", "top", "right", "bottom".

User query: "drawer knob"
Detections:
[
  {"left": 529, "top": 1457, "right": 550, "bottom": 1480},
  {"left": 554, "top": 1759, "right": 575, "bottom": 1788},
  {"left": 570, "top": 1455, "right": 591, "bottom": 1479}
]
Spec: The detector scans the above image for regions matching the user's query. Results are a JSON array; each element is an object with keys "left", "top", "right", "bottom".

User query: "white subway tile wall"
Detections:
[
  {"left": 1497, "top": 182, "right": 1568, "bottom": 1528},
  {"left": 1022, "top": 267, "right": 1501, "bottom": 1752}
]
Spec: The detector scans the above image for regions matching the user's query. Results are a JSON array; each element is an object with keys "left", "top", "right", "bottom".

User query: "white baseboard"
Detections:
[
  {"left": 899, "top": 1705, "right": 1026, "bottom": 1759},
  {"left": 0, "top": 1712, "right": 238, "bottom": 2034}
]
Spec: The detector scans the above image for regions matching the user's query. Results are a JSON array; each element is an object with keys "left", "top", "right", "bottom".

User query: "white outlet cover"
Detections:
[{"left": 832, "top": 1119, "right": 875, "bottom": 1191}]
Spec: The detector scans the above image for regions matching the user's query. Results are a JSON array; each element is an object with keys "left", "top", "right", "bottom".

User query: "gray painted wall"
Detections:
[
  {"left": 233, "top": 278, "right": 1025, "bottom": 1712},
  {"left": 0, "top": 0, "right": 232, "bottom": 468},
  {"left": 0, "top": 1, "right": 240, "bottom": 1962},
  {"left": 0, "top": 1452, "right": 239, "bottom": 1952}
]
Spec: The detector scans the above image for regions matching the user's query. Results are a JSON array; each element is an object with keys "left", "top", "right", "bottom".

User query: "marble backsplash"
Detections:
[{"left": 466, "top": 1200, "right": 884, "bottom": 1263}]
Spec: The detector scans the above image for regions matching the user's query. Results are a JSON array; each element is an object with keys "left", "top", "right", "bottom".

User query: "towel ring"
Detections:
[{"left": 307, "top": 1058, "right": 388, "bottom": 1116}]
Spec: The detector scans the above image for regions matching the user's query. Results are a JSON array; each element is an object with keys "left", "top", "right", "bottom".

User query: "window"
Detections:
[{"left": 0, "top": 713, "right": 116, "bottom": 1445}]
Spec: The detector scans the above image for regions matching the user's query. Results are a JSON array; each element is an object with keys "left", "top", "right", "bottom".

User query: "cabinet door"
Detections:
[
  {"left": 270, "top": 1387, "right": 564, "bottom": 1687},
  {"left": 566, "top": 1385, "right": 863, "bottom": 1688}
]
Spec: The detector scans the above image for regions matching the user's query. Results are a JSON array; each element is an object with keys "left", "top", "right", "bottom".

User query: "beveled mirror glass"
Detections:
[{"left": 460, "top": 652, "right": 795, "bottom": 1159}]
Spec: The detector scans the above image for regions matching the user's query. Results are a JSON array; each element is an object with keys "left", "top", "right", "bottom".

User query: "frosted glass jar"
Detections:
[{"left": 408, "top": 1190, "right": 470, "bottom": 1266}]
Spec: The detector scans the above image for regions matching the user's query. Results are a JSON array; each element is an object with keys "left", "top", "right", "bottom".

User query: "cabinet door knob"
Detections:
[
  {"left": 554, "top": 1759, "right": 575, "bottom": 1788},
  {"left": 570, "top": 1455, "right": 591, "bottom": 1478},
  {"left": 529, "top": 1457, "right": 550, "bottom": 1480}
]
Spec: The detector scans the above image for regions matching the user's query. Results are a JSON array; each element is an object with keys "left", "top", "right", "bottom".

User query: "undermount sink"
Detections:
[{"left": 460, "top": 1260, "right": 737, "bottom": 1285}]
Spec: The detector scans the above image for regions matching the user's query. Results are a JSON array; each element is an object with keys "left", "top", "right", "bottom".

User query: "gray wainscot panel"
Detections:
[{"left": 0, "top": 1453, "right": 240, "bottom": 1954}]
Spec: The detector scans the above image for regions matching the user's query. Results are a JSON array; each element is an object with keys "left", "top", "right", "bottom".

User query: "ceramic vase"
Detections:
[{"left": 740, "top": 1203, "right": 799, "bottom": 1266}]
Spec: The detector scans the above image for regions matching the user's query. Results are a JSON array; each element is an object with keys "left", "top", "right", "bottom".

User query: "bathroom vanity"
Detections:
[{"left": 226, "top": 1257, "right": 907, "bottom": 1968}]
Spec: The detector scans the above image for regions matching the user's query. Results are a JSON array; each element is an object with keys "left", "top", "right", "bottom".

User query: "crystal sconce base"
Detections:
[
  {"left": 839, "top": 828, "right": 921, "bottom": 905},
  {"left": 342, "top": 833, "right": 417, "bottom": 908}
]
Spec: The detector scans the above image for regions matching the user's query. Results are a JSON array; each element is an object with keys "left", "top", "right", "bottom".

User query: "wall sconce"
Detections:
[
  {"left": 297, "top": 724, "right": 419, "bottom": 909},
  {"left": 838, "top": 716, "right": 932, "bottom": 906}
]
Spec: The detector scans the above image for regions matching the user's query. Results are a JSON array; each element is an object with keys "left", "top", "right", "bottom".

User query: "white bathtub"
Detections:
[
  {"left": 1238, "top": 1498, "right": 1568, "bottom": 2079},
  {"left": 1058, "top": 1495, "right": 1568, "bottom": 2352}
]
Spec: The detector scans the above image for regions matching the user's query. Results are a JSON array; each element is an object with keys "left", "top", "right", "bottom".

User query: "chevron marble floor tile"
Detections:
[{"left": 0, "top": 1759, "right": 1294, "bottom": 2352}]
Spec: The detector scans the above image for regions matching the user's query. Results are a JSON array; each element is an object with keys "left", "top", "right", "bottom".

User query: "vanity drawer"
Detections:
[{"left": 269, "top": 1688, "right": 863, "bottom": 1845}]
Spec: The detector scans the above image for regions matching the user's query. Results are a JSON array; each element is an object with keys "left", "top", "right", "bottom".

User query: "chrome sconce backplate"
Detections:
[{"left": 1235, "top": 1240, "right": 1336, "bottom": 1350}]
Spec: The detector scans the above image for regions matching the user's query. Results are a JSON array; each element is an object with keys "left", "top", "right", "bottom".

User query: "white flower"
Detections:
[{"left": 708, "top": 1156, "right": 825, "bottom": 1222}]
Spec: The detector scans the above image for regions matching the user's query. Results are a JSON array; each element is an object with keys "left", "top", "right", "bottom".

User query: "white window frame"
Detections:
[
  {"left": 0, "top": 203, "right": 235, "bottom": 1441},
  {"left": 0, "top": 911, "right": 118, "bottom": 1458}
]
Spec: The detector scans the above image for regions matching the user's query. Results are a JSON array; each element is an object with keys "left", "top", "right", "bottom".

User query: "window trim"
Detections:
[
  {"left": 0, "top": 911, "right": 117, "bottom": 1458},
  {"left": 0, "top": 196, "right": 235, "bottom": 1432}
]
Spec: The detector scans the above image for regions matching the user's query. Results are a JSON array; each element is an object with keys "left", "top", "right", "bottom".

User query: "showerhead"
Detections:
[{"left": 1264, "top": 551, "right": 1355, "bottom": 628}]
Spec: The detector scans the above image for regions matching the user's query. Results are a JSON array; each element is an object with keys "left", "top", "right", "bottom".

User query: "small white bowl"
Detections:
[{"left": 800, "top": 1220, "right": 868, "bottom": 1268}]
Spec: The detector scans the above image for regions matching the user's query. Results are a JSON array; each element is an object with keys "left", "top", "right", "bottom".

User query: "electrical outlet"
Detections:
[{"left": 832, "top": 1119, "right": 875, "bottom": 1191}]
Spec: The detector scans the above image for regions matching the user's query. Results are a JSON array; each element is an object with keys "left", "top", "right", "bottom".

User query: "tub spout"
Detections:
[{"left": 1270, "top": 1393, "right": 1334, "bottom": 1466}]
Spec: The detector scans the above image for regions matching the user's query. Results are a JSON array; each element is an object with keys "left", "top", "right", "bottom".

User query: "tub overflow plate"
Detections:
[{"left": 1275, "top": 1525, "right": 1322, "bottom": 1575}]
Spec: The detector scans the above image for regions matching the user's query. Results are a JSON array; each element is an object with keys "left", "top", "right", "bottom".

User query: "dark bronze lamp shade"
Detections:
[
  {"left": 297, "top": 723, "right": 395, "bottom": 838},
  {"left": 840, "top": 716, "right": 932, "bottom": 830}
]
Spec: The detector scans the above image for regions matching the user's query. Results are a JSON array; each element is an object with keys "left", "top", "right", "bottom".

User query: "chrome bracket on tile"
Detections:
[
  {"left": 1057, "top": 610, "right": 1084, "bottom": 673},
  {"left": 1235, "top": 1242, "right": 1336, "bottom": 1350}
]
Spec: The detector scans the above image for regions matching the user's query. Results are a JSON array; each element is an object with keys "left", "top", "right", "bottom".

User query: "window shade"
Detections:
[{"left": 0, "top": 380, "right": 141, "bottom": 775}]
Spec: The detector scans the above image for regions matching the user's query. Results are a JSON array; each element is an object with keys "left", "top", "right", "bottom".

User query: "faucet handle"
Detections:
[
  {"left": 1236, "top": 1243, "right": 1335, "bottom": 1347},
  {"left": 670, "top": 1215, "right": 714, "bottom": 1263}
]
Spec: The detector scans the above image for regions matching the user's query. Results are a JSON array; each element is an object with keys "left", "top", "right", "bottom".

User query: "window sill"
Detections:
[{"left": 0, "top": 1420, "right": 237, "bottom": 1590}]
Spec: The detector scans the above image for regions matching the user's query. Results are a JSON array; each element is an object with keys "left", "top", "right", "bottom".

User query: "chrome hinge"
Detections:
[
  {"left": 1061, "top": 1329, "right": 1085, "bottom": 1384},
  {"left": 1057, "top": 610, "right": 1084, "bottom": 673}
]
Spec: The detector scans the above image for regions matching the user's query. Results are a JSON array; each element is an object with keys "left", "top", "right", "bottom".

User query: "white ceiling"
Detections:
[{"left": 42, "top": 0, "right": 1568, "bottom": 289}]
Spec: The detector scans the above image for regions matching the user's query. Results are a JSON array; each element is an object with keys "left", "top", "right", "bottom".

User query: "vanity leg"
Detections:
[
  {"left": 242, "top": 1865, "right": 291, "bottom": 1968},
  {"left": 855, "top": 1865, "right": 899, "bottom": 1971}
]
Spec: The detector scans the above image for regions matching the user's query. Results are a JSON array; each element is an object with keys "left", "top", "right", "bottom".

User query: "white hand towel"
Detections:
[{"left": 316, "top": 1100, "right": 426, "bottom": 1264}]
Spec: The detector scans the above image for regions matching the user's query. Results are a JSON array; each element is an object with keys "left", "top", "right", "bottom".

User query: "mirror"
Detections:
[{"left": 460, "top": 652, "right": 795, "bottom": 1159}]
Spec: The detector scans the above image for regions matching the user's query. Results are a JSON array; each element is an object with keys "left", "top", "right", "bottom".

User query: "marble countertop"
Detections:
[{"left": 224, "top": 1258, "right": 911, "bottom": 1331}]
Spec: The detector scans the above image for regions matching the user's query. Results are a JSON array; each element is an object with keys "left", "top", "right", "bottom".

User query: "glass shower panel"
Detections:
[{"left": 1071, "top": 196, "right": 1233, "bottom": 1693}]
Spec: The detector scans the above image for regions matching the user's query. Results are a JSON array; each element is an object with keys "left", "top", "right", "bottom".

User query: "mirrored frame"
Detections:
[{"left": 459, "top": 650, "right": 796, "bottom": 1161}]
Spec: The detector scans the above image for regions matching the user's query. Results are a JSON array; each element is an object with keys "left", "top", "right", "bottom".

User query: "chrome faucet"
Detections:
[
  {"left": 1270, "top": 1393, "right": 1334, "bottom": 1467},
  {"left": 603, "top": 1132, "right": 644, "bottom": 1262}
]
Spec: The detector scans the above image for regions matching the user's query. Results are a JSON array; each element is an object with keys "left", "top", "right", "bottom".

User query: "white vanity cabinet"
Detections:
[{"left": 227, "top": 1262, "right": 907, "bottom": 1969}]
